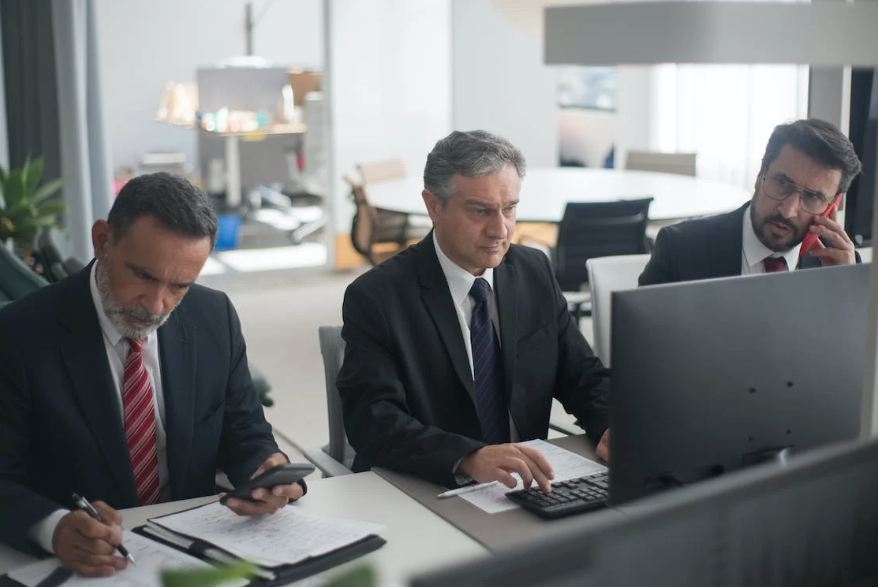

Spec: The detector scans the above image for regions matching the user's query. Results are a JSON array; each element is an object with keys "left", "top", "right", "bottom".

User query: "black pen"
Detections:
[{"left": 71, "top": 493, "right": 136, "bottom": 565}]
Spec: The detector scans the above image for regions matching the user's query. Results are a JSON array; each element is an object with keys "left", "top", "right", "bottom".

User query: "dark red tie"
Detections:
[
  {"left": 123, "top": 338, "right": 160, "bottom": 506},
  {"left": 763, "top": 256, "right": 788, "bottom": 273}
]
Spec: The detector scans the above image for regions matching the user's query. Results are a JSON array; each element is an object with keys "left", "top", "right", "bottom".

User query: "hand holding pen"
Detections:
[
  {"left": 72, "top": 494, "right": 136, "bottom": 565},
  {"left": 48, "top": 494, "right": 133, "bottom": 578}
]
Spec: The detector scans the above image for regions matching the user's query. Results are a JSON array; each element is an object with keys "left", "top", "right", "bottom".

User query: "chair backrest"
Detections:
[
  {"left": 317, "top": 326, "right": 356, "bottom": 468},
  {"left": 357, "top": 159, "right": 405, "bottom": 184},
  {"left": 0, "top": 244, "right": 49, "bottom": 301},
  {"left": 554, "top": 198, "right": 653, "bottom": 292},
  {"left": 625, "top": 150, "right": 697, "bottom": 176},
  {"left": 586, "top": 254, "right": 651, "bottom": 366}
]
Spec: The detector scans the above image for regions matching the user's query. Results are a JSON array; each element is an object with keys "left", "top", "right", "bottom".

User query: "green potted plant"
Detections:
[{"left": 0, "top": 156, "right": 64, "bottom": 261}]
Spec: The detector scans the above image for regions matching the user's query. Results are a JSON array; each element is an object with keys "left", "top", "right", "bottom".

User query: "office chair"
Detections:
[
  {"left": 625, "top": 150, "right": 697, "bottom": 176},
  {"left": 345, "top": 175, "right": 430, "bottom": 266},
  {"left": 302, "top": 326, "right": 356, "bottom": 477},
  {"left": 33, "top": 229, "right": 86, "bottom": 283},
  {"left": 0, "top": 243, "right": 49, "bottom": 302},
  {"left": 585, "top": 254, "right": 651, "bottom": 366},
  {"left": 552, "top": 199, "right": 654, "bottom": 322}
]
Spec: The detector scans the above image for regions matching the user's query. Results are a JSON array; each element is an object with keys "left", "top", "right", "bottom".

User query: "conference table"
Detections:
[
  {"left": 0, "top": 472, "right": 486, "bottom": 586},
  {"left": 366, "top": 167, "right": 752, "bottom": 222}
]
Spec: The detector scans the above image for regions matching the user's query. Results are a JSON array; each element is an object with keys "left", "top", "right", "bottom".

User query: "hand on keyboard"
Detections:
[
  {"left": 506, "top": 472, "right": 609, "bottom": 519},
  {"left": 456, "top": 443, "right": 555, "bottom": 492}
]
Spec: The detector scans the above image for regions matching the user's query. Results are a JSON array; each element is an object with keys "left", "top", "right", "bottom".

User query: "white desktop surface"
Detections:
[
  {"left": 366, "top": 167, "right": 751, "bottom": 222},
  {"left": 0, "top": 472, "right": 486, "bottom": 586}
]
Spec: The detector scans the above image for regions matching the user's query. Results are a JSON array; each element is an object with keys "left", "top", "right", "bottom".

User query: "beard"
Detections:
[
  {"left": 95, "top": 259, "right": 175, "bottom": 340},
  {"left": 750, "top": 202, "right": 808, "bottom": 253}
]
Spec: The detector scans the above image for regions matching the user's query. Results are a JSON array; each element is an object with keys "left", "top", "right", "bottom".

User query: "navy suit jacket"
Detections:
[
  {"left": 0, "top": 265, "right": 280, "bottom": 549},
  {"left": 337, "top": 234, "right": 610, "bottom": 488},
  {"left": 638, "top": 204, "right": 851, "bottom": 286}
]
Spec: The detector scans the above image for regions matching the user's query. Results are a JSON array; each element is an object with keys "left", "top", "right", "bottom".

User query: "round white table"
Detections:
[{"left": 366, "top": 167, "right": 752, "bottom": 222}]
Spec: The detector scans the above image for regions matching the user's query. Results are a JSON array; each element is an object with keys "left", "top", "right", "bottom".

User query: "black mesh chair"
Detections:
[{"left": 552, "top": 198, "right": 654, "bottom": 320}]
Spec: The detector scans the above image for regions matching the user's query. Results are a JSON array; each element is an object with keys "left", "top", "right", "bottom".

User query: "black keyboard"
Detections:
[{"left": 505, "top": 472, "right": 609, "bottom": 519}]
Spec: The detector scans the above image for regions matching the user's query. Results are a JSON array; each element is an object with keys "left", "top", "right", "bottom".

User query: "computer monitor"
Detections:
[
  {"left": 412, "top": 436, "right": 878, "bottom": 587},
  {"left": 610, "top": 264, "right": 869, "bottom": 505}
]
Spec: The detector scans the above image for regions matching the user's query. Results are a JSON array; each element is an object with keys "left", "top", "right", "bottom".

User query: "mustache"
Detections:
[
  {"left": 106, "top": 305, "right": 165, "bottom": 326},
  {"left": 764, "top": 214, "right": 797, "bottom": 231}
]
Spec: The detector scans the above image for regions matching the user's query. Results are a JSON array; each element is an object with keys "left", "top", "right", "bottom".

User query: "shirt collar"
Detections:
[
  {"left": 89, "top": 261, "right": 156, "bottom": 347},
  {"left": 433, "top": 232, "right": 495, "bottom": 306},
  {"left": 741, "top": 203, "right": 802, "bottom": 271}
]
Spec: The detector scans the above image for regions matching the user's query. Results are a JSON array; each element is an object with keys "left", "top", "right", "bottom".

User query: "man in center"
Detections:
[{"left": 338, "top": 130, "right": 610, "bottom": 491}]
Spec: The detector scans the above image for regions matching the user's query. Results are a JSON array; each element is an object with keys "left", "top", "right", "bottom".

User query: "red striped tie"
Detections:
[{"left": 123, "top": 338, "right": 160, "bottom": 506}]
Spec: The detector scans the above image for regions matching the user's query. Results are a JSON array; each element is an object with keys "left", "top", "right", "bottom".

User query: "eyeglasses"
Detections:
[{"left": 761, "top": 175, "right": 836, "bottom": 215}]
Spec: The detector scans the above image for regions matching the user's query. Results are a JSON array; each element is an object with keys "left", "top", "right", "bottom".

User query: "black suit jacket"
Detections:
[
  {"left": 337, "top": 234, "right": 610, "bottom": 488},
  {"left": 638, "top": 204, "right": 837, "bottom": 286},
  {"left": 0, "top": 265, "right": 280, "bottom": 549}
]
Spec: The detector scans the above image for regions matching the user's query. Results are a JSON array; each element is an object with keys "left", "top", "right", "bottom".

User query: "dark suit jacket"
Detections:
[
  {"left": 337, "top": 234, "right": 610, "bottom": 488},
  {"left": 0, "top": 265, "right": 280, "bottom": 549},
  {"left": 638, "top": 204, "right": 845, "bottom": 286}
]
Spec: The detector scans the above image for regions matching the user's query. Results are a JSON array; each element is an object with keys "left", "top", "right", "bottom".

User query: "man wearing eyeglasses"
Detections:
[{"left": 639, "top": 118, "right": 863, "bottom": 286}]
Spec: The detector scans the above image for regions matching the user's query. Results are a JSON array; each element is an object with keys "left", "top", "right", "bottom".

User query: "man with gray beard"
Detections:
[{"left": 0, "top": 173, "right": 304, "bottom": 578}]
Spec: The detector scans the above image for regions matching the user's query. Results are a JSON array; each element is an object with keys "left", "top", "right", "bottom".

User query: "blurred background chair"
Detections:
[
  {"left": 624, "top": 150, "right": 697, "bottom": 176},
  {"left": 33, "top": 229, "right": 87, "bottom": 283},
  {"left": 586, "top": 254, "right": 651, "bottom": 366},
  {"left": 303, "top": 326, "right": 356, "bottom": 477},
  {"left": 345, "top": 160, "right": 431, "bottom": 266},
  {"left": 0, "top": 244, "right": 49, "bottom": 310},
  {"left": 550, "top": 198, "right": 653, "bottom": 322}
]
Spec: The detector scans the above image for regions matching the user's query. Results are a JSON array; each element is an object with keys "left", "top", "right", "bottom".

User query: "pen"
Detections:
[
  {"left": 71, "top": 493, "right": 136, "bottom": 565},
  {"left": 437, "top": 481, "right": 500, "bottom": 499}
]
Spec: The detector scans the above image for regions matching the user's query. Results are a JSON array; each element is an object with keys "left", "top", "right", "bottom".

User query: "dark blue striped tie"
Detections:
[{"left": 469, "top": 277, "right": 510, "bottom": 445}]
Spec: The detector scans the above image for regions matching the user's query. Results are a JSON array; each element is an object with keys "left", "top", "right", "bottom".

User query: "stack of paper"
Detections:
[{"left": 146, "top": 502, "right": 385, "bottom": 569}]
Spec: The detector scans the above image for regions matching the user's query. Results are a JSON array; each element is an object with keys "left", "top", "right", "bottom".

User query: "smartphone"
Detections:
[
  {"left": 800, "top": 193, "right": 842, "bottom": 257},
  {"left": 219, "top": 463, "right": 315, "bottom": 504}
]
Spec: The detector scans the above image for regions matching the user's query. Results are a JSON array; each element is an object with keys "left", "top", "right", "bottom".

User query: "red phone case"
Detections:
[{"left": 800, "top": 194, "right": 841, "bottom": 256}]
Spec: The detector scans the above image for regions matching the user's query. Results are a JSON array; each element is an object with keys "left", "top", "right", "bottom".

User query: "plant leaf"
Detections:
[
  {"left": 31, "top": 178, "right": 64, "bottom": 205},
  {"left": 160, "top": 561, "right": 254, "bottom": 587},
  {"left": 3, "top": 170, "right": 25, "bottom": 209},
  {"left": 36, "top": 200, "right": 65, "bottom": 217},
  {"left": 24, "top": 157, "right": 44, "bottom": 194}
]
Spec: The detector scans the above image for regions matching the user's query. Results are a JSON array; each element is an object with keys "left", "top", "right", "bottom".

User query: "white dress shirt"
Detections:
[
  {"left": 741, "top": 204, "right": 802, "bottom": 275},
  {"left": 28, "top": 262, "right": 170, "bottom": 553},
  {"left": 433, "top": 234, "right": 519, "bottom": 482}
]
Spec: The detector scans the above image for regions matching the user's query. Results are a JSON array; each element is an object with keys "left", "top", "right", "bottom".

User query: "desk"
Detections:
[
  {"left": 375, "top": 435, "right": 627, "bottom": 552},
  {"left": 366, "top": 167, "right": 751, "bottom": 222},
  {"left": 0, "top": 472, "right": 486, "bottom": 586}
]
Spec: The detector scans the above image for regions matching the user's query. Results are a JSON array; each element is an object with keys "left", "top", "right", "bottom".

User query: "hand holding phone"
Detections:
[
  {"left": 800, "top": 193, "right": 842, "bottom": 257},
  {"left": 219, "top": 463, "right": 314, "bottom": 505}
]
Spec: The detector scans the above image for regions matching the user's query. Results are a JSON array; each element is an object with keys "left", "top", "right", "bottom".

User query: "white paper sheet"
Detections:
[
  {"left": 149, "top": 502, "right": 384, "bottom": 568},
  {"left": 7, "top": 531, "right": 246, "bottom": 587},
  {"left": 459, "top": 439, "right": 608, "bottom": 513}
]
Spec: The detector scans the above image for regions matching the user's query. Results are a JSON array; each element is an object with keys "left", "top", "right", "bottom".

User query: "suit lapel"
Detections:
[
  {"left": 417, "top": 235, "right": 478, "bottom": 403},
  {"left": 494, "top": 260, "right": 517, "bottom": 403},
  {"left": 158, "top": 308, "right": 196, "bottom": 500},
  {"left": 707, "top": 204, "right": 748, "bottom": 278},
  {"left": 60, "top": 267, "right": 137, "bottom": 504}
]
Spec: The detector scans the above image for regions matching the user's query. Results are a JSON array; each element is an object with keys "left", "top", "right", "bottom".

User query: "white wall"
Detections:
[
  {"left": 558, "top": 109, "right": 615, "bottom": 168},
  {"left": 452, "top": 0, "right": 558, "bottom": 167},
  {"left": 94, "top": 0, "right": 323, "bottom": 172},
  {"left": 328, "top": 0, "right": 452, "bottom": 232}
]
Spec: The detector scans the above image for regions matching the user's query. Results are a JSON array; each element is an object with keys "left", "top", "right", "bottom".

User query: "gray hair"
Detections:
[{"left": 423, "top": 130, "right": 527, "bottom": 203}]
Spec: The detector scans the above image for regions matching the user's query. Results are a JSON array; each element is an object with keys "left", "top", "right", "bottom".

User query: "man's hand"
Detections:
[
  {"left": 806, "top": 209, "right": 857, "bottom": 266},
  {"left": 456, "top": 444, "right": 555, "bottom": 492},
  {"left": 595, "top": 429, "right": 610, "bottom": 462},
  {"left": 53, "top": 501, "right": 127, "bottom": 577},
  {"left": 221, "top": 453, "right": 305, "bottom": 516}
]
